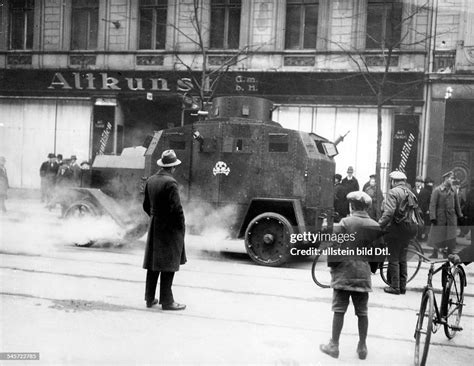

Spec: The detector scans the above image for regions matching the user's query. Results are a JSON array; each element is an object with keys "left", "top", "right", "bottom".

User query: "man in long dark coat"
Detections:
[
  {"left": 428, "top": 171, "right": 463, "bottom": 258},
  {"left": 39, "top": 153, "right": 59, "bottom": 204},
  {"left": 341, "top": 166, "right": 359, "bottom": 217},
  {"left": 417, "top": 177, "right": 434, "bottom": 241},
  {"left": 333, "top": 174, "right": 347, "bottom": 220},
  {"left": 143, "top": 149, "right": 186, "bottom": 310}
]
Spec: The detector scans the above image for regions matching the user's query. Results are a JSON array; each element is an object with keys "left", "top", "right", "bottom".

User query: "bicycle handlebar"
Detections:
[{"left": 406, "top": 248, "right": 449, "bottom": 264}]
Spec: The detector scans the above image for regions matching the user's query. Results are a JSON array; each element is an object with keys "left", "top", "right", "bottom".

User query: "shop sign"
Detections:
[{"left": 47, "top": 72, "right": 195, "bottom": 92}]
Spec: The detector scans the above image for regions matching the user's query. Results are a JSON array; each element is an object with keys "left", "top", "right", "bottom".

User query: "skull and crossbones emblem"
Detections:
[{"left": 213, "top": 161, "right": 230, "bottom": 176}]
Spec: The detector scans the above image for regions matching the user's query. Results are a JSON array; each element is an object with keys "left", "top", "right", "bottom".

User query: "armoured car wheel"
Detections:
[
  {"left": 64, "top": 200, "right": 99, "bottom": 247},
  {"left": 64, "top": 200, "right": 98, "bottom": 219},
  {"left": 244, "top": 212, "right": 294, "bottom": 267}
]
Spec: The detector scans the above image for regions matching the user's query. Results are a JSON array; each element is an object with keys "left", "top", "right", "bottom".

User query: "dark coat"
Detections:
[
  {"left": 465, "top": 188, "right": 474, "bottom": 226},
  {"left": 0, "top": 166, "right": 8, "bottom": 196},
  {"left": 40, "top": 161, "right": 59, "bottom": 178},
  {"left": 334, "top": 182, "right": 348, "bottom": 218},
  {"left": 418, "top": 186, "right": 432, "bottom": 215},
  {"left": 341, "top": 176, "right": 359, "bottom": 193},
  {"left": 330, "top": 211, "right": 382, "bottom": 292},
  {"left": 143, "top": 169, "right": 186, "bottom": 272},
  {"left": 428, "top": 183, "right": 462, "bottom": 248},
  {"left": 418, "top": 185, "right": 432, "bottom": 226}
]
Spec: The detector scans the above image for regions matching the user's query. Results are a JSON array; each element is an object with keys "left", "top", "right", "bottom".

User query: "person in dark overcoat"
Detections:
[
  {"left": 412, "top": 176, "right": 424, "bottom": 199},
  {"left": 428, "top": 171, "right": 463, "bottom": 258},
  {"left": 341, "top": 166, "right": 359, "bottom": 193},
  {"left": 341, "top": 166, "right": 359, "bottom": 216},
  {"left": 39, "top": 153, "right": 58, "bottom": 204},
  {"left": 142, "top": 149, "right": 187, "bottom": 311},
  {"left": 463, "top": 180, "right": 474, "bottom": 245},
  {"left": 70, "top": 155, "right": 82, "bottom": 187},
  {"left": 0, "top": 156, "right": 9, "bottom": 213},
  {"left": 333, "top": 174, "right": 347, "bottom": 220},
  {"left": 418, "top": 177, "right": 434, "bottom": 241}
]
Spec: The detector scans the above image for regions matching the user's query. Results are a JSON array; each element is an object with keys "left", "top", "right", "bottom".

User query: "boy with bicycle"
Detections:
[{"left": 320, "top": 191, "right": 383, "bottom": 360}]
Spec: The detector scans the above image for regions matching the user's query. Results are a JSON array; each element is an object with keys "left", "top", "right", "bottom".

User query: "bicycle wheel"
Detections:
[
  {"left": 414, "top": 289, "right": 434, "bottom": 366},
  {"left": 380, "top": 240, "right": 423, "bottom": 287},
  {"left": 443, "top": 266, "right": 465, "bottom": 339},
  {"left": 311, "top": 242, "right": 331, "bottom": 288}
]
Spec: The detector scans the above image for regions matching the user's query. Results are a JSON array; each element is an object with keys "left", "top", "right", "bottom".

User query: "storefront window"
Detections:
[
  {"left": 138, "top": 0, "right": 168, "bottom": 50},
  {"left": 285, "top": 0, "right": 319, "bottom": 50},
  {"left": 210, "top": 0, "right": 241, "bottom": 49},
  {"left": 366, "top": 0, "right": 402, "bottom": 49},
  {"left": 9, "top": 0, "right": 34, "bottom": 50},
  {"left": 71, "top": 0, "right": 99, "bottom": 50}
]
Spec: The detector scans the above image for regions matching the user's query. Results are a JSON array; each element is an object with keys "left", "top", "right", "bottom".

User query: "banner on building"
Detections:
[{"left": 391, "top": 115, "right": 419, "bottom": 186}]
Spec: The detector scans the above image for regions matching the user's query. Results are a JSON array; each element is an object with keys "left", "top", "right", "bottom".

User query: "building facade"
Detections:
[{"left": 0, "top": 0, "right": 472, "bottom": 191}]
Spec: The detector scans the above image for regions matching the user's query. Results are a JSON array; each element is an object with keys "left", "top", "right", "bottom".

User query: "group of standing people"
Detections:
[
  {"left": 39, "top": 153, "right": 83, "bottom": 209},
  {"left": 321, "top": 167, "right": 474, "bottom": 360},
  {"left": 334, "top": 166, "right": 379, "bottom": 221}
]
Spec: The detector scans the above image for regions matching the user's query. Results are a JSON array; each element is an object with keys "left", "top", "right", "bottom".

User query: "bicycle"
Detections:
[
  {"left": 379, "top": 239, "right": 424, "bottom": 287},
  {"left": 311, "top": 241, "right": 333, "bottom": 288},
  {"left": 413, "top": 249, "right": 466, "bottom": 366},
  {"left": 311, "top": 239, "right": 423, "bottom": 289}
]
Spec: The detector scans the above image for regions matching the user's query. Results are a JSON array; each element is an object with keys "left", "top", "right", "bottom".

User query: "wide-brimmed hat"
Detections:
[
  {"left": 47, "top": 153, "right": 55, "bottom": 158},
  {"left": 389, "top": 170, "right": 407, "bottom": 180},
  {"left": 157, "top": 149, "right": 181, "bottom": 167},
  {"left": 415, "top": 175, "right": 424, "bottom": 182},
  {"left": 70, "top": 155, "right": 77, "bottom": 160},
  {"left": 425, "top": 177, "right": 434, "bottom": 184}
]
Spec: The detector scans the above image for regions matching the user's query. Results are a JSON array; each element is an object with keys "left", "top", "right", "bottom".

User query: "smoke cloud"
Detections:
[{"left": 184, "top": 202, "right": 237, "bottom": 243}]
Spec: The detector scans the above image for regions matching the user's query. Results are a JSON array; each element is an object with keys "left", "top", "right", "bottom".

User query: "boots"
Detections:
[
  {"left": 320, "top": 339, "right": 339, "bottom": 359},
  {"left": 357, "top": 342, "right": 368, "bottom": 360}
]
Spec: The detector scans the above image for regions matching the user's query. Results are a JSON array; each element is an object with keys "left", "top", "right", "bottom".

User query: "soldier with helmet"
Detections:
[{"left": 378, "top": 170, "right": 418, "bottom": 295}]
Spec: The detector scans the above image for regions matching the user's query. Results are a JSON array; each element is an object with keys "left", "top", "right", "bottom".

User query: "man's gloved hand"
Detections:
[
  {"left": 448, "top": 254, "right": 461, "bottom": 264},
  {"left": 431, "top": 219, "right": 437, "bottom": 225}
]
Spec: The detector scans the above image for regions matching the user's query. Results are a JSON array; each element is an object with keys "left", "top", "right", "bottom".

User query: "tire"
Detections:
[
  {"left": 442, "top": 266, "right": 465, "bottom": 339},
  {"left": 414, "top": 290, "right": 434, "bottom": 366},
  {"left": 64, "top": 200, "right": 99, "bottom": 247},
  {"left": 64, "top": 200, "right": 98, "bottom": 219},
  {"left": 244, "top": 212, "right": 294, "bottom": 266},
  {"left": 311, "top": 241, "right": 331, "bottom": 288},
  {"left": 380, "top": 240, "right": 423, "bottom": 287}
]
